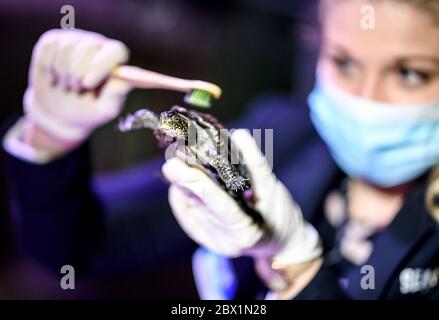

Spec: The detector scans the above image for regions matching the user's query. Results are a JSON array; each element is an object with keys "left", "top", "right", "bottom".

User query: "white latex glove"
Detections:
[
  {"left": 162, "top": 129, "right": 322, "bottom": 289},
  {"left": 4, "top": 29, "right": 131, "bottom": 163},
  {"left": 23, "top": 28, "right": 130, "bottom": 144}
]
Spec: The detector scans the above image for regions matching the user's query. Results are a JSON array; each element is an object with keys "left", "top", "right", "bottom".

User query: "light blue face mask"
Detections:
[{"left": 307, "top": 73, "right": 439, "bottom": 187}]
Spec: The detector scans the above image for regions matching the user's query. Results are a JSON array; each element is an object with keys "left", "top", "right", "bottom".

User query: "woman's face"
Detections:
[{"left": 319, "top": 0, "right": 439, "bottom": 105}]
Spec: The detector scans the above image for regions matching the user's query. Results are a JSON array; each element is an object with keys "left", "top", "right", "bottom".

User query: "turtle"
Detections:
[{"left": 117, "top": 105, "right": 265, "bottom": 226}]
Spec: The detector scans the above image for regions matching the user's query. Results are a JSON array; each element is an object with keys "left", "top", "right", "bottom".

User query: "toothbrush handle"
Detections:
[{"left": 112, "top": 65, "right": 222, "bottom": 98}]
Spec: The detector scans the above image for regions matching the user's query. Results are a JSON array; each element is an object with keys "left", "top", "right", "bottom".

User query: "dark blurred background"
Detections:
[{"left": 0, "top": 0, "right": 318, "bottom": 299}]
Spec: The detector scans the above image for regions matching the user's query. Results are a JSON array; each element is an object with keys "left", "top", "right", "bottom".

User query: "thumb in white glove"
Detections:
[{"left": 162, "top": 129, "right": 322, "bottom": 290}]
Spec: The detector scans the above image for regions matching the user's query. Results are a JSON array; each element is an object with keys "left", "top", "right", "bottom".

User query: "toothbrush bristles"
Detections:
[{"left": 184, "top": 89, "right": 212, "bottom": 108}]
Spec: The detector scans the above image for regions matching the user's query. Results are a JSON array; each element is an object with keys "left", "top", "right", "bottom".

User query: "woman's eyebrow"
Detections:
[
  {"left": 322, "top": 44, "right": 365, "bottom": 67},
  {"left": 321, "top": 39, "right": 360, "bottom": 60},
  {"left": 396, "top": 55, "right": 439, "bottom": 66}
]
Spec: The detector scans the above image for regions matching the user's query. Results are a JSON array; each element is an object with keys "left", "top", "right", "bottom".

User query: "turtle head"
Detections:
[{"left": 159, "top": 111, "right": 189, "bottom": 138}]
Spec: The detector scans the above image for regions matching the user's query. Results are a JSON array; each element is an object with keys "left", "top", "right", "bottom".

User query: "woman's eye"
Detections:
[
  {"left": 332, "top": 56, "right": 354, "bottom": 73},
  {"left": 399, "top": 68, "right": 430, "bottom": 86}
]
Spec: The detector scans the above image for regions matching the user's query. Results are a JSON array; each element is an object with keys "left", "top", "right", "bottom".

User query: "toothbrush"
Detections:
[{"left": 112, "top": 65, "right": 222, "bottom": 108}]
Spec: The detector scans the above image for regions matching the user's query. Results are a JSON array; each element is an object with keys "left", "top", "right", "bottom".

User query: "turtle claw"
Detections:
[{"left": 226, "top": 176, "right": 250, "bottom": 192}]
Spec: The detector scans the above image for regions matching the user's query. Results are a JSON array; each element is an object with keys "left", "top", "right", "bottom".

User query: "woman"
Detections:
[{"left": 3, "top": 0, "right": 439, "bottom": 299}]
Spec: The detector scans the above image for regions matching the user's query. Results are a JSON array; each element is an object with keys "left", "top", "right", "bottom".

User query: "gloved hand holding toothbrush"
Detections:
[
  {"left": 4, "top": 29, "right": 132, "bottom": 163},
  {"left": 4, "top": 28, "right": 221, "bottom": 163}
]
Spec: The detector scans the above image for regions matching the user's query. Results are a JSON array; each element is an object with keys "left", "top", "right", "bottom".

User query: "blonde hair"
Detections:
[
  {"left": 426, "top": 169, "right": 439, "bottom": 222},
  {"left": 398, "top": 0, "right": 439, "bottom": 20}
]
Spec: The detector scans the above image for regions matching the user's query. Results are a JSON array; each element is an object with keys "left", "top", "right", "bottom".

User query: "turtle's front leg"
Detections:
[{"left": 118, "top": 109, "right": 160, "bottom": 132}]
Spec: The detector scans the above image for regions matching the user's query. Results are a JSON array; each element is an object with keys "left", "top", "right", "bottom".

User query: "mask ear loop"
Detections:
[{"left": 425, "top": 165, "right": 439, "bottom": 223}]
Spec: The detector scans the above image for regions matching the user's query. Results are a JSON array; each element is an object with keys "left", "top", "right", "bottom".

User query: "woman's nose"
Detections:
[{"left": 356, "top": 75, "right": 387, "bottom": 102}]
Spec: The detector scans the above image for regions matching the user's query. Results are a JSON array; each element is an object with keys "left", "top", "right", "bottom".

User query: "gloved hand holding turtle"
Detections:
[{"left": 118, "top": 105, "right": 323, "bottom": 295}]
